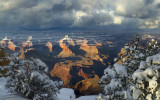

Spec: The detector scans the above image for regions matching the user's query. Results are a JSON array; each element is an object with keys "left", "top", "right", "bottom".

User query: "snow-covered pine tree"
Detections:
[
  {"left": 98, "top": 35, "right": 160, "bottom": 100},
  {"left": 6, "top": 53, "right": 63, "bottom": 100},
  {"left": 131, "top": 53, "right": 160, "bottom": 100},
  {"left": 98, "top": 63, "right": 130, "bottom": 99},
  {"left": 116, "top": 35, "right": 159, "bottom": 76},
  {"left": 146, "top": 39, "right": 159, "bottom": 56}
]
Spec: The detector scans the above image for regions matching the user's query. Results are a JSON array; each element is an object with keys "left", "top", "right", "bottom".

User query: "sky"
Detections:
[{"left": 0, "top": 0, "right": 160, "bottom": 31}]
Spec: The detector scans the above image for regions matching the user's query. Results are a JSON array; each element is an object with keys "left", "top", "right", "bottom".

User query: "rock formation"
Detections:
[
  {"left": 50, "top": 61, "right": 72, "bottom": 87},
  {"left": 45, "top": 42, "right": 52, "bottom": 52},
  {"left": 50, "top": 36, "right": 108, "bottom": 95},
  {"left": 73, "top": 75, "right": 103, "bottom": 95},
  {"left": 22, "top": 40, "right": 33, "bottom": 47},
  {"left": 7, "top": 40, "right": 16, "bottom": 51},
  {"left": 78, "top": 68, "right": 89, "bottom": 79},
  {"left": 58, "top": 35, "right": 75, "bottom": 58},
  {"left": 0, "top": 40, "right": 6, "bottom": 47},
  {"left": 19, "top": 47, "right": 25, "bottom": 60},
  {"left": 58, "top": 50, "right": 75, "bottom": 58},
  {"left": 50, "top": 58, "right": 94, "bottom": 87},
  {"left": 79, "top": 39, "right": 102, "bottom": 61},
  {"left": 22, "top": 36, "right": 33, "bottom": 47},
  {"left": 0, "top": 37, "right": 16, "bottom": 51},
  {"left": 62, "top": 35, "right": 75, "bottom": 46},
  {"left": 116, "top": 47, "right": 127, "bottom": 65},
  {"left": 94, "top": 40, "right": 102, "bottom": 46}
]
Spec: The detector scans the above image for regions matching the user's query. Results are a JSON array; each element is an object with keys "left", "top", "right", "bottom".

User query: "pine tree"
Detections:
[
  {"left": 99, "top": 63, "right": 129, "bottom": 100},
  {"left": 6, "top": 53, "right": 63, "bottom": 100},
  {"left": 99, "top": 35, "right": 160, "bottom": 100},
  {"left": 131, "top": 53, "right": 160, "bottom": 100},
  {"left": 116, "top": 35, "right": 159, "bottom": 77}
]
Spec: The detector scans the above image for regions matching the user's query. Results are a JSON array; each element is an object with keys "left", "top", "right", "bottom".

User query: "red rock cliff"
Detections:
[
  {"left": 58, "top": 36, "right": 75, "bottom": 58},
  {"left": 8, "top": 40, "right": 16, "bottom": 51}
]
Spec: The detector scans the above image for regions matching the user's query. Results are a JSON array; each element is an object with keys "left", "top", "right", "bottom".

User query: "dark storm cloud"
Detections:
[
  {"left": 157, "top": 3, "right": 160, "bottom": 8},
  {"left": 0, "top": 0, "right": 160, "bottom": 31}
]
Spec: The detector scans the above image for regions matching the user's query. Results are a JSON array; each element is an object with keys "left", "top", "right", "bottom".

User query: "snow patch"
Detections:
[
  {"left": 55, "top": 88, "right": 76, "bottom": 100},
  {"left": 75, "top": 95, "right": 98, "bottom": 100},
  {"left": 114, "top": 63, "right": 127, "bottom": 77}
]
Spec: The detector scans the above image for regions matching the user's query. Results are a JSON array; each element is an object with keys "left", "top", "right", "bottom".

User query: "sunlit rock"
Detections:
[
  {"left": 19, "top": 47, "right": 25, "bottom": 60},
  {"left": 7, "top": 40, "right": 16, "bottom": 51},
  {"left": 0, "top": 40, "right": 6, "bottom": 47},
  {"left": 45, "top": 42, "right": 52, "bottom": 52},
  {"left": 50, "top": 61, "right": 72, "bottom": 88},
  {"left": 0, "top": 36, "right": 16, "bottom": 51},
  {"left": 58, "top": 35, "right": 75, "bottom": 57},
  {"left": 73, "top": 75, "right": 103, "bottom": 95},
  {"left": 94, "top": 40, "right": 102, "bottom": 46},
  {"left": 79, "top": 39, "right": 101, "bottom": 61},
  {"left": 78, "top": 68, "right": 89, "bottom": 79},
  {"left": 22, "top": 36, "right": 33, "bottom": 47}
]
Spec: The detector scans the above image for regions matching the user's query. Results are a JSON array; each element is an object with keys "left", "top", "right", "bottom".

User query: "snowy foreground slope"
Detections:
[
  {"left": 0, "top": 77, "right": 97, "bottom": 100},
  {"left": 55, "top": 88, "right": 98, "bottom": 100},
  {"left": 0, "top": 95, "right": 30, "bottom": 100},
  {"left": 0, "top": 77, "right": 10, "bottom": 97}
]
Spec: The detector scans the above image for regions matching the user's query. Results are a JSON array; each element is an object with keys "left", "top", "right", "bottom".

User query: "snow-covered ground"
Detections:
[
  {"left": 55, "top": 88, "right": 98, "bottom": 100},
  {"left": 75, "top": 95, "right": 98, "bottom": 100},
  {"left": 0, "top": 77, "right": 11, "bottom": 97},
  {"left": 55, "top": 88, "right": 76, "bottom": 100},
  {"left": 0, "top": 77, "right": 98, "bottom": 100},
  {"left": 0, "top": 95, "right": 30, "bottom": 100}
]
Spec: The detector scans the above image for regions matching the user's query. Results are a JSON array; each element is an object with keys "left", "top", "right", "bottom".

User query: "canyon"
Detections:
[
  {"left": 49, "top": 35, "right": 107, "bottom": 95},
  {"left": 0, "top": 33, "right": 156, "bottom": 96}
]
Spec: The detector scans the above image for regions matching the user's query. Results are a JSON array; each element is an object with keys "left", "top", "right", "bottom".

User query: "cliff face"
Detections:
[
  {"left": 50, "top": 36, "right": 107, "bottom": 95},
  {"left": 63, "top": 35, "right": 75, "bottom": 46},
  {"left": 45, "top": 42, "right": 52, "bottom": 52},
  {"left": 8, "top": 41, "right": 16, "bottom": 51},
  {"left": 22, "top": 36, "right": 33, "bottom": 48},
  {"left": 57, "top": 47, "right": 75, "bottom": 58},
  {"left": 22, "top": 40, "right": 33, "bottom": 47},
  {"left": 78, "top": 68, "right": 89, "bottom": 79},
  {"left": 19, "top": 47, "right": 25, "bottom": 60},
  {"left": 73, "top": 75, "right": 103, "bottom": 95},
  {"left": 79, "top": 40, "right": 102, "bottom": 61},
  {"left": 50, "top": 58, "right": 94, "bottom": 87},
  {"left": 80, "top": 45, "right": 100, "bottom": 60},
  {"left": 0, "top": 39, "right": 16, "bottom": 51},
  {"left": 50, "top": 36, "right": 108, "bottom": 95},
  {"left": 58, "top": 36, "right": 75, "bottom": 58},
  {"left": 50, "top": 62, "right": 72, "bottom": 87},
  {"left": 0, "top": 40, "right": 6, "bottom": 47},
  {"left": 116, "top": 47, "right": 127, "bottom": 65}
]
